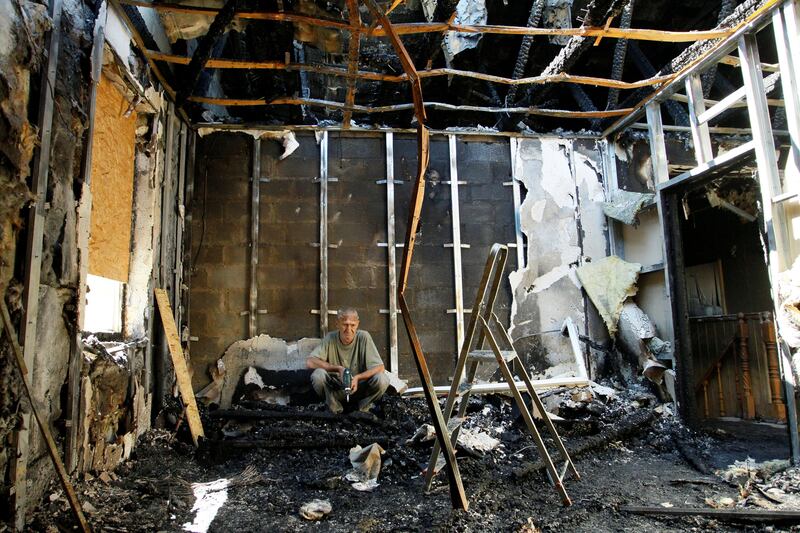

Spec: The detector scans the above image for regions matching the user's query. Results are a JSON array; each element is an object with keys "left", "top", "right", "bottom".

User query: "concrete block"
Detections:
[
  {"left": 189, "top": 268, "right": 209, "bottom": 287},
  {"left": 273, "top": 155, "right": 317, "bottom": 178},
  {"left": 195, "top": 244, "right": 223, "bottom": 265},
  {"left": 258, "top": 223, "right": 288, "bottom": 245},
  {"left": 208, "top": 267, "right": 248, "bottom": 289},
  {"left": 223, "top": 245, "right": 248, "bottom": 265},
  {"left": 224, "top": 199, "right": 250, "bottom": 222},
  {"left": 200, "top": 132, "right": 251, "bottom": 156},
  {"left": 329, "top": 223, "right": 382, "bottom": 247},
  {"left": 224, "top": 288, "right": 248, "bottom": 314},
  {"left": 191, "top": 290, "right": 224, "bottom": 311},
  {"left": 206, "top": 219, "right": 247, "bottom": 245},
  {"left": 337, "top": 136, "right": 383, "bottom": 159}
]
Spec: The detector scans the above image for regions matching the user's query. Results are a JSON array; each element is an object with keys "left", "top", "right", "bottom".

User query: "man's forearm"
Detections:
[
  {"left": 357, "top": 364, "right": 385, "bottom": 381},
  {"left": 306, "top": 357, "right": 342, "bottom": 373}
]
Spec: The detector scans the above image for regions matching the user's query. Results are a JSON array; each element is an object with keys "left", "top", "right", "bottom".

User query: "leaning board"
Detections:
[{"left": 154, "top": 288, "right": 204, "bottom": 445}]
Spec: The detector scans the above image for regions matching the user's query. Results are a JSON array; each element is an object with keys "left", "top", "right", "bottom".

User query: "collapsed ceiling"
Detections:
[{"left": 120, "top": 0, "right": 779, "bottom": 132}]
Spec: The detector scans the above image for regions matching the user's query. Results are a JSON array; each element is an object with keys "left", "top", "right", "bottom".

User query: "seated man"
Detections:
[{"left": 306, "top": 307, "right": 389, "bottom": 413}]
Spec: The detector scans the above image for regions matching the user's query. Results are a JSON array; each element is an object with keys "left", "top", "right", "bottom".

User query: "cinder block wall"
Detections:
[{"left": 188, "top": 131, "right": 534, "bottom": 388}]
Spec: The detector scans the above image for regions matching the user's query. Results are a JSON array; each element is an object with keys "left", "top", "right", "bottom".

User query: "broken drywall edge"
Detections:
[
  {"left": 217, "top": 335, "right": 320, "bottom": 408},
  {"left": 540, "top": 139, "right": 576, "bottom": 209},
  {"left": 509, "top": 137, "right": 598, "bottom": 370},
  {"left": 196, "top": 129, "right": 300, "bottom": 159}
]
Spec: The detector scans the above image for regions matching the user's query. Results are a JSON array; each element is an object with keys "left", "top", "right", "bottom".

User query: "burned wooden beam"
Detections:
[
  {"left": 342, "top": 0, "right": 361, "bottom": 129},
  {"left": 1, "top": 301, "right": 91, "bottom": 533},
  {"left": 514, "top": 408, "right": 656, "bottom": 479},
  {"left": 209, "top": 436, "right": 390, "bottom": 449},
  {"left": 539, "top": 0, "right": 628, "bottom": 80},
  {"left": 148, "top": 50, "right": 671, "bottom": 90},
  {"left": 188, "top": 95, "right": 633, "bottom": 118},
  {"left": 119, "top": 0, "right": 733, "bottom": 42},
  {"left": 605, "top": 0, "right": 636, "bottom": 111},
  {"left": 174, "top": 0, "right": 243, "bottom": 110},
  {"left": 504, "top": 0, "right": 545, "bottom": 107},
  {"left": 627, "top": 42, "right": 690, "bottom": 126},
  {"left": 210, "top": 408, "right": 388, "bottom": 427},
  {"left": 604, "top": 0, "right": 782, "bottom": 137},
  {"left": 620, "top": 506, "right": 800, "bottom": 522}
]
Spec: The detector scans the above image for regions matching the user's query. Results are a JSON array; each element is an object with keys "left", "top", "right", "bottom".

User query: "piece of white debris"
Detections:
[{"left": 299, "top": 499, "right": 332, "bottom": 521}]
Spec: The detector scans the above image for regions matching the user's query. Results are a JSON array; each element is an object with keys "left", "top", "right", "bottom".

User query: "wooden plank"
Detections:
[
  {"left": 398, "top": 125, "right": 429, "bottom": 292},
  {"left": 620, "top": 505, "right": 800, "bottom": 521},
  {"left": 119, "top": 1, "right": 732, "bottom": 41},
  {"left": 147, "top": 50, "right": 668, "bottom": 90},
  {"left": 187, "top": 95, "right": 635, "bottom": 118},
  {"left": 1, "top": 301, "right": 91, "bottom": 533},
  {"left": 342, "top": 0, "right": 361, "bottom": 129},
  {"left": 154, "top": 288, "right": 204, "bottom": 445},
  {"left": 174, "top": 0, "right": 243, "bottom": 109},
  {"left": 399, "top": 293, "right": 469, "bottom": 510}
]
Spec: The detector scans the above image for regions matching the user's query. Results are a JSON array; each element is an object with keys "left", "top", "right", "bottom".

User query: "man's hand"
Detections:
[
  {"left": 350, "top": 375, "right": 360, "bottom": 394},
  {"left": 337, "top": 366, "right": 345, "bottom": 380}
]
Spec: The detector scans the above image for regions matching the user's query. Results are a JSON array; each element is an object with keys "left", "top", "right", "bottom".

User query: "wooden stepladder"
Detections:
[{"left": 424, "top": 244, "right": 579, "bottom": 505}]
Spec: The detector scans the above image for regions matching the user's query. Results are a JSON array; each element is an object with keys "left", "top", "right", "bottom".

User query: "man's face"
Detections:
[{"left": 337, "top": 313, "right": 359, "bottom": 345}]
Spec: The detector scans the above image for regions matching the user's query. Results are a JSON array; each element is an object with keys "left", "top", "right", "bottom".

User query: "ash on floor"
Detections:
[{"left": 31, "top": 384, "right": 797, "bottom": 532}]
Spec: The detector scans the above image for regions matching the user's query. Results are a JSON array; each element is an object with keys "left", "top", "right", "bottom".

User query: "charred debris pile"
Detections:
[{"left": 30, "top": 377, "right": 781, "bottom": 531}]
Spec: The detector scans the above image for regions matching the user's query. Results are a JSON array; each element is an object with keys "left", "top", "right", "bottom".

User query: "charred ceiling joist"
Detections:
[
  {"left": 122, "top": 0, "right": 761, "bottom": 131},
  {"left": 174, "top": 0, "right": 244, "bottom": 110}
]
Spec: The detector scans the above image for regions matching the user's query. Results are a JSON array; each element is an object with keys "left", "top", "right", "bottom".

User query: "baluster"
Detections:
[
  {"left": 734, "top": 343, "right": 743, "bottom": 418},
  {"left": 762, "top": 312, "right": 787, "bottom": 421},
  {"left": 738, "top": 313, "right": 756, "bottom": 419},
  {"left": 716, "top": 362, "right": 726, "bottom": 417}
]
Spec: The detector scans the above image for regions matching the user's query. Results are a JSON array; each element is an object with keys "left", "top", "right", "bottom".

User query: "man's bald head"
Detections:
[{"left": 337, "top": 307, "right": 359, "bottom": 320}]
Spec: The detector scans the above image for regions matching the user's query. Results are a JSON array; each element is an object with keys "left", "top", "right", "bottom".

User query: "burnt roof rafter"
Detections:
[{"left": 111, "top": 0, "right": 782, "bottom": 130}]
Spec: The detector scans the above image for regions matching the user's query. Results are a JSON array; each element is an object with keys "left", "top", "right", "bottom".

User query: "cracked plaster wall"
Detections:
[{"left": 509, "top": 138, "right": 608, "bottom": 378}]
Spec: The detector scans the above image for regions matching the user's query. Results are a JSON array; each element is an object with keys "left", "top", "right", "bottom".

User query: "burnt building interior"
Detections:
[{"left": 2, "top": 0, "right": 800, "bottom": 530}]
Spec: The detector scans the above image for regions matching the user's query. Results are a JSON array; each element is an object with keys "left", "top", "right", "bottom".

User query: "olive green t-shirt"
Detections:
[{"left": 313, "top": 330, "right": 383, "bottom": 373}]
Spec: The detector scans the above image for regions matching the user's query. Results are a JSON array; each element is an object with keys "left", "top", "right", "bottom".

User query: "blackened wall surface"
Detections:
[
  {"left": 188, "top": 131, "right": 580, "bottom": 388},
  {"left": 328, "top": 133, "right": 388, "bottom": 364}
]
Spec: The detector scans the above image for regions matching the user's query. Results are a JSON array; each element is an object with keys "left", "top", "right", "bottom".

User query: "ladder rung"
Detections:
[
  {"left": 560, "top": 461, "right": 569, "bottom": 481},
  {"left": 467, "top": 350, "right": 516, "bottom": 363}
]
